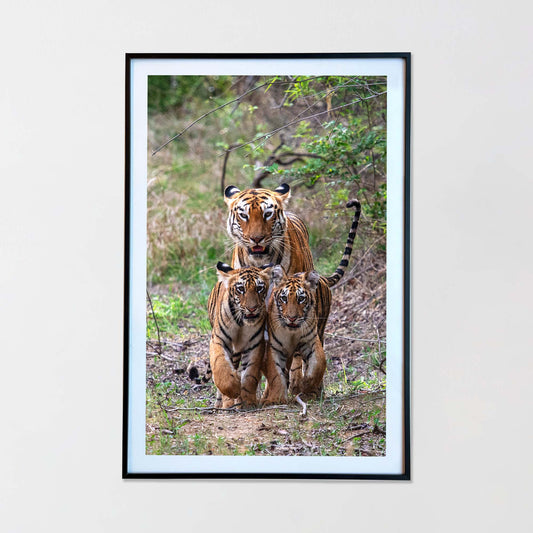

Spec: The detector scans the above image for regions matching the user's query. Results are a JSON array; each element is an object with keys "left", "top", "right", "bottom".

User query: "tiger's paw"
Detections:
[
  {"left": 220, "top": 396, "right": 242, "bottom": 409},
  {"left": 260, "top": 393, "right": 288, "bottom": 406},
  {"left": 261, "top": 386, "right": 288, "bottom": 406},
  {"left": 296, "top": 381, "right": 324, "bottom": 401},
  {"left": 240, "top": 391, "right": 259, "bottom": 408},
  {"left": 214, "top": 369, "right": 241, "bottom": 400}
]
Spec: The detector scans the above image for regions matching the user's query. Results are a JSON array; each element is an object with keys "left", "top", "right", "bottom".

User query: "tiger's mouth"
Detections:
[
  {"left": 244, "top": 313, "right": 259, "bottom": 320},
  {"left": 249, "top": 245, "right": 267, "bottom": 255},
  {"left": 285, "top": 322, "right": 301, "bottom": 329}
]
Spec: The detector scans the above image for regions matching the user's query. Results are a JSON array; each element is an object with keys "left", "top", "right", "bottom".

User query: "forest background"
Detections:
[{"left": 145, "top": 74, "right": 389, "bottom": 456}]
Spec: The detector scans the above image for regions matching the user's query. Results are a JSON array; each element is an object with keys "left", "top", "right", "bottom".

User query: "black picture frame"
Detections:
[{"left": 123, "top": 53, "right": 411, "bottom": 479}]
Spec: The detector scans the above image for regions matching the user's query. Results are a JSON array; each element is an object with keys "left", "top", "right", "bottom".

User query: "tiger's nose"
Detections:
[
  {"left": 251, "top": 235, "right": 264, "bottom": 244},
  {"left": 287, "top": 316, "right": 298, "bottom": 322},
  {"left": 247, "top": 306, "right": 258, "bottom": 313}
]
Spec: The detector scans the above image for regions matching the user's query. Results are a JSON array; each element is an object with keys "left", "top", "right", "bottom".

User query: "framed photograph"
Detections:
[{"left": 123, "top": 53, "right": 411, "bottom": 479}]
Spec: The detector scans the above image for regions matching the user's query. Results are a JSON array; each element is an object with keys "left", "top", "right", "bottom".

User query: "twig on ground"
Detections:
[
  {"left": 161, "top": 404, "right": 298, "bottom": 414},
  {"left": 146, "top": 351, "right": 180, "bottom": 362},
  {"left": 326, "top": 333, "right": 386, "bottom": 344},
  {"left": 147, "top": 338, "right": 203, "bottom": 350},
  {"left": 146, "top": 290, "right": 162, "bottom": 355},
  {"left": 295, "top": 394, "right": 307, "bottom": 416},
  {"left": 342, "top": 430, "right": 373, "bottom": 443},
  {"left": 374, "top": 323, "right": 382, "bottom": 359},
  {"left": 238, "top": 405, "right": 299, "bottom": 414},
  {"left": 321, "top": 390, "right": 385, "bottom": 404},
  {"left": 372, "top": 321, "right": 387, "bottom": 376}
]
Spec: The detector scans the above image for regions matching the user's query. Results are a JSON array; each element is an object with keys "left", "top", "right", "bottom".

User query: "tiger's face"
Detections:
[
  {"left": 224, "top": 184, "right": 291, "bottom": 262},
  {"left": 270, "top": 266, "right": 319, "bottom": 329},
  {"left": 216, "top": 262, "right": 272, "bottom": 324}
]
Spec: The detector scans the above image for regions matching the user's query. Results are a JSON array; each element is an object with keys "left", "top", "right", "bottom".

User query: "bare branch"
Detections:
[
  {"left": 252, "top": 150, "right": 324, "bottom": 187},
  {"left": 151, "top": 76, "right": 335, "bottom": 156},
  {"left": 230, "top": 75, "right": 258, "bottom": 115},
  {"left": 220, "top": 142, "right": 239, "bottom": 195},
  {"left": 222, "top": 91, "right": 387, "bottom": 156},
  {"left": 146, "top": 290, "right": 162, "bottom": 355}
]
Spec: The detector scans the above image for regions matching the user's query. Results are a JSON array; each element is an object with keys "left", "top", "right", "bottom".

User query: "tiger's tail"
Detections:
[
  {"left": 325, "top": 199, "right": 362, "bottom": 288},
  {"left": 187, "top": 359, "right": 213, "bottom": 384}
]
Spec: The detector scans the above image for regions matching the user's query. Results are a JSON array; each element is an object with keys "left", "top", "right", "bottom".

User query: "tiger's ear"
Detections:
[
  {"left": 224, "top": 185, "right": 241, "bottom": 207},
  {"left": 216, "top": 261, "right": 234, "bottom": 287},
  {"left": 304, "top": 270, "right": 320, "bottom": 291},
  {"left": 271, "top": 264, "right": 286, "bottom": 286},
  {"left": 274, "top": 183, "right": 291, "bottom": 208}
]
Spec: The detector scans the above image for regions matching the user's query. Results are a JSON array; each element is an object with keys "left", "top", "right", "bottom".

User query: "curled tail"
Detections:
[
  {"left": 325, "top": 199, "right": 362, "bottom": 287},
  {"left": 187, "top": 359, "right": 213, "bottom": 384}
]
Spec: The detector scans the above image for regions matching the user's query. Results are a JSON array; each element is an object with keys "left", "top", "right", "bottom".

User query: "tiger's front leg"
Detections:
[
  {"left": 288, "top": 353, "right": 304, "bottom": 396},
  {"left": 297, "top": 340, "right": 326, "bottom": 399},
  {"left": 261, "top": 342, "right": 290, "bottom": 405},
  {"left": 239, "top": 341, "right": 264, "bottom": 407},
  {"left": 214, "top": 389, "right": 223, "bottom": 408},
  {"left": 209, "top": 338, "right": 241, "bottom": 402},
  {"left": 214, "top": 389, "right": 242, "bottom": 409}
]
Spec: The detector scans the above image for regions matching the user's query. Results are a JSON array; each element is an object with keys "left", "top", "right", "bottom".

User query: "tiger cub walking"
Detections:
[
  {"left": 262, "top": 268, "right": 325, "bottom": 404},
  {"left": 207, "top": 262, "right": 272, "bottom": 408},
  {"left": 262, "top": 200, "right": 362, "bottom": 404}
]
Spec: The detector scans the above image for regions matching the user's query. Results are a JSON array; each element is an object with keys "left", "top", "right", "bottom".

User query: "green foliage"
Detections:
[
  {"left": 277, "top": 119, "right": 386, "bottom": 231},
  {"left": 148, "top": 75, "right": 232, "bottom": 113},
  {"left": 255, "top": 75, "right": 388, "bottom": 233},
  {"left": 147, "top": 294, "right": 211, "bottom": 337}
]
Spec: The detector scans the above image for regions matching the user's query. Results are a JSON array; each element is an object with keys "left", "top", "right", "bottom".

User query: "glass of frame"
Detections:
[{"left": 124, "top": 53, "right": 410, "bottom": 479}]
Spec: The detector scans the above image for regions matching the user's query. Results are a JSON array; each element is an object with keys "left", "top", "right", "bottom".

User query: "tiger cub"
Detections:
[
  {"left": 262, "top": 268, "right": 325, "bottom": 404},
  {"left": 262, "top": 199, "right": 362, "bottom": 404},
  {"left": 207, "top": 262, "right": 272, "bottom": 408}
]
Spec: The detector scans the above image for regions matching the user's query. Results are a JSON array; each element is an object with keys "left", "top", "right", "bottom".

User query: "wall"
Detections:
[{"left": 1, "top": 1, "right": 531, "bottom": 531}]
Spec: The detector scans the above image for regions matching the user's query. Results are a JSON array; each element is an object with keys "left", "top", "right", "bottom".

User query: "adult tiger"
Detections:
[
  {"left": 261, "top": 200, "right": 362, "bottom": 404},
  {"left": 224, "top": 183, "right": 331, "bottom": 341},
  {"left": 207, "top": 261, "right": 273, "bottom": 408},
  {"left": 224, "top": 183, "right": 313, "bottom": 273}
]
